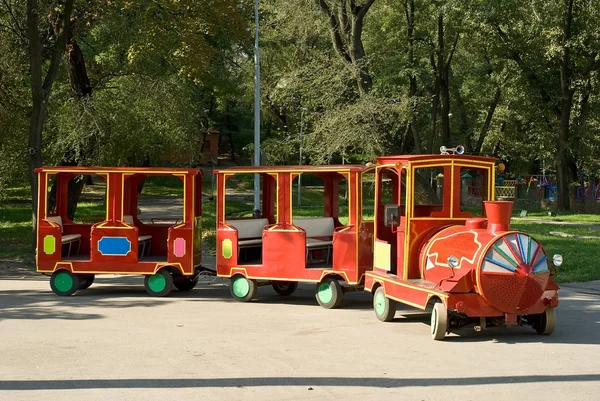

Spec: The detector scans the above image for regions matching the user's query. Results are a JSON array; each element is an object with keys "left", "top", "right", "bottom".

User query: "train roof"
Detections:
[
  {"left": 376, "top": 154, "right": 497, "bottom": 165},
  {"left": 35, "top": 166, "right": 201, "bottom": 175},
  {"left": 214, "top": 164, "right": 371, "bottom": 174}
]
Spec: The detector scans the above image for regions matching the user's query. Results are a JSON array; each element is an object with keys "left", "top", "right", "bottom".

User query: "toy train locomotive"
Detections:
[{"left": 35, "top": 151, "right": 560, "bottom": 340}]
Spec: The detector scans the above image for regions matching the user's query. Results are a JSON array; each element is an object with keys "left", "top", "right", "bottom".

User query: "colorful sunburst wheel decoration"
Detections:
[{"left": 478, "top": 233, "right": 550, "bottom": 314}]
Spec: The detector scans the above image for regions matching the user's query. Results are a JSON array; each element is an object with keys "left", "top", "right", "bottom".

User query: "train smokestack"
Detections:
[{"left": 484, "top": 201, "right": 514, "bottom": 234}]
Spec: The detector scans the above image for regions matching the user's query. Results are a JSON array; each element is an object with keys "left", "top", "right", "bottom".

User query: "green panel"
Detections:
[
  {"left": 43, "top": 235, "right": 56, "bottom": 255},
  {"left": 222, "top": 238, "right": 233, "bottom": 259}
]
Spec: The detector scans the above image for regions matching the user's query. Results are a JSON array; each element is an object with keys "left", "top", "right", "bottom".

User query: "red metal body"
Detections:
[
  {"left": 363, "top": 154, "right": 559, "bottom": 323},
  {"left": 214, "top": 165, "right": 375, "bottom": 287},
  {"left": 36, "top": 167, "right": 202, "bottom": 279}
]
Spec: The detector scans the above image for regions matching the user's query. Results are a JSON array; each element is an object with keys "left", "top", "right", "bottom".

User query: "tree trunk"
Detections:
[
  {"left": 27, "top": 0, "right": 74, "bottom": 249},
  {"left": 405, "top": 0, "right": 420, "bottom": 153},
  {"left": 427, "top": 55, "right": 440, "bottom": 153},
  {"left": 475, "top": 87, "right": 502, "bottom": 154},
  {"left": 437, "top": 14, "right": 451, "bottom": 147},
  {"left": 556, "top": 0, "right": 574, "bottom": 211}
]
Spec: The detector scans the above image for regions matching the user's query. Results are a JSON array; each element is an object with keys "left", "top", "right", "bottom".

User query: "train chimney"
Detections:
[{"left": 484, "top": 201, "right": 514, "bottom": 234}]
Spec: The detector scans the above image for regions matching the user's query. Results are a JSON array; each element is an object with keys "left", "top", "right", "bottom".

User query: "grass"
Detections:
[
  {"left": 0, "top": 203, "right": 34, "bottom": 263},
  {"left": 515, "top": 211, "right": 600, "bottom": 224},
  {"left": 2, "top": 183, "right": 599, "bottom": 283},
  {"left": 511, "top": 221, "right": 600, "bottom": 283}
]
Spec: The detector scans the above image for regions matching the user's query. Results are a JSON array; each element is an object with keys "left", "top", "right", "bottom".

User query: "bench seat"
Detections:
[
  {"left": 226, "top": 218, "right": 269, "bottom": 261},
  {"left": 46, "top": 216, "right": 81, "bottom": 257},
  {"left": 238, "top": 238, "right": 263, "bottom": 247},
  {"left": 62, "top": 233, "right": 83, "bottom": 243},
  {"left": 124, "top": 215, "right": 152, "bottom": 256},
  {"left": 293, "top": 217, "right": 335, "bottom": 264},
  {"left": 306, "top": 238, "right": 333, "bottom": 247}
]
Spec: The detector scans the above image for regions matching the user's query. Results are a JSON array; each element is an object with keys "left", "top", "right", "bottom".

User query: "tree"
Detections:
[
  {"left": 314, "top": 0, "right": 376, "bottom": 95},
  {"left": 26, "top": 0, "right": 74, "bottom": 246}
]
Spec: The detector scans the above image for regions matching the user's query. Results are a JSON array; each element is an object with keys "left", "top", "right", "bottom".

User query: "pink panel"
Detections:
[{"left": 174, "top": 237, "right": 186, "bottom": 258}]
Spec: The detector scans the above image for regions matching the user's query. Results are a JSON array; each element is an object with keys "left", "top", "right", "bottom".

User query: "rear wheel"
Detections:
[
  {"left": 77, "top": 274, "right": 95, "bottom": 290},
  {"left": 373, "top": 286, "right": 396, "bottom": 322},
  {"left": 272, "top": 281, "right": 298, "bottom": 296},
  {"left": 533, "top": 307, "right": 556, "bottom": 335},
  {"left": 173, "top": 276, "right": 199, "bottom": 292},
  {"left": 50, "top": 270, "right": 78, "bottom": 296},
  {"left": 315, "top": 277, "right": 343, "bottom": 309},
  {"left": 431, "top": 302, "right": 448, "bottom": 341},
  {"left": 144, "top": 269, "right": 173, "bottom": 297},
  {"left": 230, "top": 275, "right": 257, "bottom": 302}
]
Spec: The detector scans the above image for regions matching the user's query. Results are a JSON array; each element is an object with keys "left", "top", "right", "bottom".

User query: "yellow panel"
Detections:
[{"left": 374, "top": 241, "right": 391, "bottom": 271}]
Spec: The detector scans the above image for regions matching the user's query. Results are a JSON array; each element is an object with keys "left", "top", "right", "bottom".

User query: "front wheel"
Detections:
[
  {"left": 230, "top": 275, "right": 257, "bottom": 302},
  {"left": 144, "top": 269, "right": 173, "bottom": 297},
  {"left": 173, "top": 276, "right": 199, "bottom": 292},
  {"left": 50, "top": 270, "right": 78, "bottom": 296},
  {"left": 315, "top": 277, "right": 343, "bottom": 309},
  {"left": 533, "top": 307, "right": 556, "bottom": 335},
  {"left": 431, "top": 302, "right": 448, "bottom": 341},
  {"left": 373, "top": 286, "right": 396, "bottom": 322},
  {"left": 272, "top": 281, "right": 298, "bottom": 296}
]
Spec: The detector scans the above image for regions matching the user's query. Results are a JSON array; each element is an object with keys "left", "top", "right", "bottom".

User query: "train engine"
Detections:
[{"left": 420, "top": 201, "right": 560, "bottom": 337}]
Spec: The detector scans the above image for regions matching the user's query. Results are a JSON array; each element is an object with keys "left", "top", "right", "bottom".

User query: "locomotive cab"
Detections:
[{"left": 364, "top": 153, "right": 559, "bottom": 340}]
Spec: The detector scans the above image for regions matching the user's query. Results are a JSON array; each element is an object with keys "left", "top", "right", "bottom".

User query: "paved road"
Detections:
[{"left": 1, "top": 272, "right": 599, "bottom": 401}]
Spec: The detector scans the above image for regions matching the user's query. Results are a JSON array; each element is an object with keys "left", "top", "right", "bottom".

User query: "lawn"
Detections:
[{"left": 2, "top": 182, "right": 599, "bottom": 283}]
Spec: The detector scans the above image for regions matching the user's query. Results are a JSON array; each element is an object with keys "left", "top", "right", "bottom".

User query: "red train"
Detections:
[{"left": 35, "top": 151, "right": 560, "bottom": 340}]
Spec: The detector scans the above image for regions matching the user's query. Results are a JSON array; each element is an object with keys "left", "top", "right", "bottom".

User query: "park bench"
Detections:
[
  {"left": 293, "top": 217, "right": 335, "bottom": 264},
  {"left": 46, "top": 215, "right": 81, "bottom": 257}
]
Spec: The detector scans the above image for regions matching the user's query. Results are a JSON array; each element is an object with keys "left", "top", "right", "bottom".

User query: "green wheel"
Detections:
[
  {"left": 77, "top": 274, "right": 95, "bottom": 290},
  {"left": 431, "top": 302, "right": 448, "bottom": 341},
  {"left": 144, "top": 269, "right": 173, "bottom": 297},
  {"left": 315, "top": 277, "right": 343, "bottom": 309},
  {"left": 50, "top": 270, "right": 77, "bottom": 296},
  {"left": 272, "top": 281, "right": 298, "bottom": 296},
  {"left": 173, "top": 276, "right": 199, "bottom": 292},
  {"left": 230, "top": 275, "right": 257, "bottom": 302},
  {"left": 373, "top": 286, "right": 396, "bottom": 322}
]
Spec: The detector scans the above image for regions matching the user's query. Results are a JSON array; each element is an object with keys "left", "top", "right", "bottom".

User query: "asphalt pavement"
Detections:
[{"left": 0, "top": 271, "right": 599, "bottom": 401}]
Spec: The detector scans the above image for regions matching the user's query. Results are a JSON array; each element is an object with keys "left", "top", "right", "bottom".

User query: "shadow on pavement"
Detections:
[
  {"left": 1, "top": 374, "right": 599, "bottom": 390},
  {"left": 0, "top": 287, "right": 167, "bottom": 321}
]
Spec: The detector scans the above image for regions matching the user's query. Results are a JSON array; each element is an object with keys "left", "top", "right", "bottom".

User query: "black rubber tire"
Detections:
[
  {"left": 50, "top": 270, "right": 78, "bottom": 297},
  {"left": 144, "top": 269, "right": 174, "bottom": 297},
  {"left": 272, "top": 281, "right": 298, "bottom": 296},
  {"left": 230, "top": 275, "right": 258, "bottom": 302},
  {"left": 534, "top": 307, "right": 556, "bottom": 335},
  {"left": 315, "top": 277, "right": 343, "bottom": 309},
  {"left": 373, "top": 286, "right": 396, "bottom": 322},
  {"left": 173, "top": 276, "right": 199, "bottom": 292},
  {"left": 77, "top": 274, "right": 95, "bottom": 290}
]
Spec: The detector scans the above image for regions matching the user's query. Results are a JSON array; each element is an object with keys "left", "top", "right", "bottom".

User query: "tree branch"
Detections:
[
  {"left": 356, "top": 0, "right": 376, "bottom": 21},
  {"left": 2, "top": 0, "right": 25, "bottom": 36},
  {"left": 41, "top": 0, "right": 74, "bottom": 99},
  {"left": 445, "top": 33, "right": 459, "bottom": 67},
  {"left": 315, "top": 0, "right": 352, "bottom": 64}
]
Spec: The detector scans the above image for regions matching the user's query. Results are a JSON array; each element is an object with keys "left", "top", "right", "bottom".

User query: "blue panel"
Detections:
[{"left": 98, "top": 237, "right": 131, "bottom": 256}]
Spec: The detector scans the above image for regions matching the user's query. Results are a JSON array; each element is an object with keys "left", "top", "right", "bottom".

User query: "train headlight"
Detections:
[
  {"left": 447, "top": 255, "right": 459, "bottom": 268},
  {"left": 553, "top": 254, "right": 563, "bottom": 267}
]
